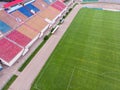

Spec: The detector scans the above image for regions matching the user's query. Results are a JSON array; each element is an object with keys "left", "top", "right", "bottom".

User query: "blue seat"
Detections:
[
  {"left": 0, "top": 20, "right": 12, "bottom": 33},
  {"left": 44, "top": 0, "right": 56, "bottom": 4},
  {"left": 18, "top": 4, "right": 40, "bottom": 17},
  {"left": 26, "top": 4, "right": 40, "bottom": 12},
  {"left": 18, "top": 6, "right": 33, "bottom": 17}
]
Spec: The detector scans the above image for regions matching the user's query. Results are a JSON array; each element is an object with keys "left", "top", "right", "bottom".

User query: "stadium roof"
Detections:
[{"left": 4, "top": 0, "right": 23, "bottom": 8}]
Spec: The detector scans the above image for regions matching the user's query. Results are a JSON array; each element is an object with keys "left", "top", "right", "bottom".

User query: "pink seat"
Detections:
[
  {"left": 6, "top": 30, "right": 31, "bottom": 47},
  {"left": 0, "top": 38, "right": 22, "bottom": 63},
  {"left": 51, "top": 1, "right": 66, "bottom": 11}
]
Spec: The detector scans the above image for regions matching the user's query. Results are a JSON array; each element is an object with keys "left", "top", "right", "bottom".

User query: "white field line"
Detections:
[
  {"left": 69, "top": 41, "right": 120, "bottom": 55},
  {"left": 34, "top": 55, "right": 55, "bottom": 89},
  {"left": 66, "top": 66, "right": 75, "bottom": 90},
  {"left": 76, "top": 58, "right": 120, "bottom": 73},
  {"left": 34, "top": 85, "right": 41, "bottom": 90},
  {"left": 76, "top": 66, "right": 120, "bottom": 82},
  {"left": 35, "top": 46, "right": 59, "bottom": 90}
]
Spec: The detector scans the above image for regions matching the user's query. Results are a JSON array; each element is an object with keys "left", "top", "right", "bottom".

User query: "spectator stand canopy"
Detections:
[
  {"left": 3, "top": 0, "right": 36, "bottom": 13},
  {"left": 4, "top": 0, "right": 23, "bottom": 8},
  {"left": 0, "top": 38, "right": 24, "bottom": 66}
]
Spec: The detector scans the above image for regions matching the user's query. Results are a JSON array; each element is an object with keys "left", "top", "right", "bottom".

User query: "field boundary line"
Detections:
[
  {"left": 34, "top": 55, "right": 54, "bottom": 89},
  {"left": 76, "top": 66, "right": 120, "bottom": 82},
  {"left": 66, "top": 66, "right": 75, "bottom": 90}
]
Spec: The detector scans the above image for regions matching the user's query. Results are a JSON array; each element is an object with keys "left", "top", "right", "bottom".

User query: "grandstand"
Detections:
[
  {"left": 18, "top": 4, "right": 40, "bottom": 17},
  {"left": 0, "top": 10, "right": 19, "bottom": 28},
  {"left": 0, "top": 20, "right": 12, "bottom": 33},
  {"left": 0, "top": 38, "right": 23, "bottom": 66},
  {"left": 11, "top": 10, "right": 28, "bottom": 23},
  {"left": 6, "top": 30, "right": 31, "bottom": 47},
  {"left": 44, "top": 0, "right": 56, "bottom": 4},
  {"left": 26, "top": 15, "right": 49, "bottom": 32},
  {"left": 38, "top": 6, "right": 60, "bottom": 21},
  {"left": 33, "top": 0, "right": 48, "bottom": 11},
  {"left": 0, "top": 0, "right": 67, "bottom": 66},
  {"left": 51, "top": 0, "right": 66, "bottom": 11}
]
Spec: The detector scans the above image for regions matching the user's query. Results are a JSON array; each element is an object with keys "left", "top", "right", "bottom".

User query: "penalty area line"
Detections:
[{"left": 66, "top": 66, "right": 75, "bottom": 90}]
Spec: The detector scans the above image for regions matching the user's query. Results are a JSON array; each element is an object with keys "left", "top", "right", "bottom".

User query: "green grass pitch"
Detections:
[{"left": 31, "top": 8, "right": 120, "bottom": 90}]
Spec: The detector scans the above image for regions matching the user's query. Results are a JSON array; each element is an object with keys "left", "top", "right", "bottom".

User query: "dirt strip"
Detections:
[{"left": 8, "top": 4, "right": 82, "bottom": 90}]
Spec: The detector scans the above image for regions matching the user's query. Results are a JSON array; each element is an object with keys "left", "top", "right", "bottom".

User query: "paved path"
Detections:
[
  {"left": 9, "top": 4, "right": 82, "bottom": 90},
  {"left": 82, "top": 2, "right": 120, "bottom": 9}
]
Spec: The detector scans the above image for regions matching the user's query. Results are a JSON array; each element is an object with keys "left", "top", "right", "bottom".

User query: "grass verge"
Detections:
[
  {"left": 2, "top": 75, "right": 17, "bottom": 90},
  {"left": 18, "top": 33, "right": 52, "bottom": 72}
]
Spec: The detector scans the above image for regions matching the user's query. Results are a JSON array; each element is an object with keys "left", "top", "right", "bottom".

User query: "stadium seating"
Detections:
[
  {"left": 18, "top": 7, "right": 33, "bottom": 17},
  {"left": 11, "top": 10, "right": 28, "bottom": 23},
  {"left": 0, "top": 0, "right": 66, "bottom": 66},
  {"left": 0, "top": 38, "right": 22, "bottom": 63},
  {"left": 26, "top": 15, "right": 48, "bottom": 32},
  {"left": 17, "top": 25, "right": 39, "bottom": 39},
  {"left": 33, "top": 0, "right": 48, "bottom": 11},
  {"left": 51, "top": 0, "right": 66, "bottom": 11},
  {"left": 26, "top": 4, "right": 40, "bottom": 12},
  {"left": 44, "top": 0, "right": 56, "bottom": 5},
  {"left": 6, "top": 30, "right": 31, "bottom": 47},
  {"left": 18, "top": 4, "right": 40, "bottom": 17},
  {"left": 0, "top": 10, "right": 19, "bottom": 28},
  {"left": 38, "top": 6, "right": 60, "bottom": 21},
  {"left": 0, "top": 20, "right": 12, "bottom": 33}
]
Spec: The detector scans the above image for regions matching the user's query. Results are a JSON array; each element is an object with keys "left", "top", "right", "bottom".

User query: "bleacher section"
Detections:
[
  {"left": 0, "top": 38, "right": 23, "bottom": 66},
  {"left": 4, "top": 0, "right": 36, "bottom": 13},
  {"left": 11, "top": 10, "right": 28, "bottom": 23},
  {"left": 17, "top": 25, "right": 39, "bottom": 39},
  {"left": 0, "top": 10, "right": 19, "bottom": 28},
  {"left": 51, "top": 0, "right": 66, "bottom": 11},
  {"left": 6, "top": 30, "right": 31, "bottom": 47},
  {"left": 33, "top": 0, "right": 48, "bottom": 11},
  {"left": 18, "top": 4, "right": 40, "bottom": 17},
  {"left": 26, "top": 15, "right": 48, "bottom": 32},
  {"left": 0, "top": 20, "right": 11, "bottom": 33},
  {"left": 0, "top": 0, "right": 67, "bottom": 66},
  {"left": 38, "top": 6, "right": 60, "bottom": 21},
  {"left": 44, "top": 0, "right": 56, "bottom": 5}
]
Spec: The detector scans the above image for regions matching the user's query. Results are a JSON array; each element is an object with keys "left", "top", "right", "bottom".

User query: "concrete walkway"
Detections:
[{"left": 9, "top": 4, "right": 82, "bottom": 90}]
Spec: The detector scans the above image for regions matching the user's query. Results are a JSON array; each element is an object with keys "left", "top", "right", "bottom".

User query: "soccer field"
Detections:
[{"left": 31, "top": 8, "right": 120, "bottom": 90}]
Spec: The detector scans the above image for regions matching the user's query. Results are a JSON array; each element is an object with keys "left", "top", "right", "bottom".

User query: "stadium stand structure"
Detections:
[
  {"left": 0, "top": 0, "right": 67, "bottom": 66},
  {"left": 18, "top": 4, "right": 40, "bottom": 17},
  {"left": 6, "top": 30, "right": 31, "bottom": 47},
  {"left": 0, "top": 38, "right": 24, "bottom": 66},
  {"left": 33, "top": 0, "right": 48, "bottom": 11},
  {"left": 44, "top": 0, "right": 56, "bottom": 5},
  {"left": 51, "top": 0, "right": 66, "bottom": 11},
  {"left": 0, "top": 10, "right": 19, "bottom": 28},
  {"left": 4, "top": 0, "right": 36, "bottom": 13},
  {"left": 0, "top": 20, "right": 12, "bottom": 33},
  {"left": 11, "top": 10, "right": 28, "bottom": 23}
]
